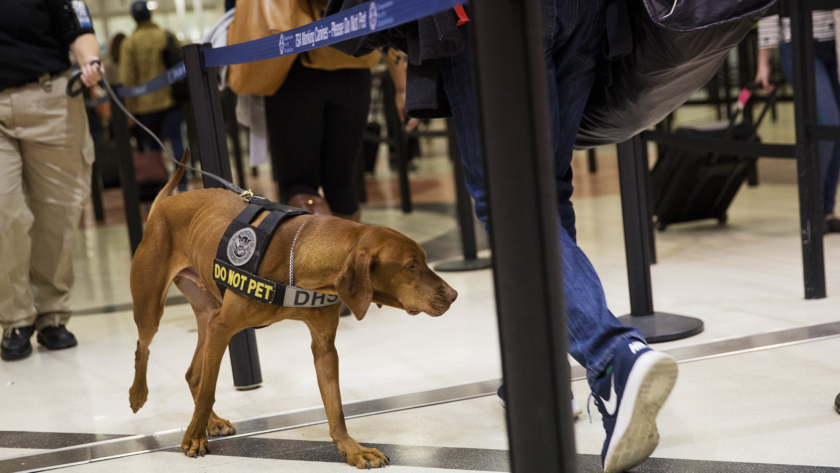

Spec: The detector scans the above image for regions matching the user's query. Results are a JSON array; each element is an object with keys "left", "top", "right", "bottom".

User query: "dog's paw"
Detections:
[
  {"left": 338, "top": 444, "right": 389, "bottom": 469},
  {"left": 207, "top": 414, "right": 236, "bottom": 436},
  {"left": 181, "top": 431, "right": 209, "bottom": 458},
  {"left": 128, "top": 384, "right": 148, "bottom": 413}
]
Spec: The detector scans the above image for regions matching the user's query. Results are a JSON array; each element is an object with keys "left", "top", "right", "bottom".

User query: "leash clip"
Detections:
[{"left": 240, "top": 189, "right": 255, "bottom": 202}]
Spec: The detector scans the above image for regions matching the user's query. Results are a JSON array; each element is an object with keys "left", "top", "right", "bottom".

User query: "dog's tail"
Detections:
[{"left": 149, "top": 149, "right": 190, "bottom": 217}]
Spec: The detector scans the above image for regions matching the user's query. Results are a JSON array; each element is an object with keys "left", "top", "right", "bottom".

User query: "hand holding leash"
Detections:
[{"left": 66, "top": 59, "right": 101, "bottom": 97}]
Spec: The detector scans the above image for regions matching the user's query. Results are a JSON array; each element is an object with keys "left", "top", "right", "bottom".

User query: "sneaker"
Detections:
[
  {"left": 1, "top": 325, "right": 35, "bottom": 361},
  {"left": 497, "top": 384, "right": 582, "bottom": 418},
  {"left": 591, "top": 340, "right": 677, "bottom": 473},
  {"left": 37, "top": 325, "right": 78, "bottom": 350}
]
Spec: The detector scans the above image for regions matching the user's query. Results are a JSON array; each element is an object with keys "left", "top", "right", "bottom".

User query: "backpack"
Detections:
[{"left": 163, "top": 31, "right": 189, "bottom": 104}]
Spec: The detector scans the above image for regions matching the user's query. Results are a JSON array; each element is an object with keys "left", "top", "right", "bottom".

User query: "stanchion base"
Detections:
[
  {"left": 434, "top": 257, "right": 492, "bottom": 272},
  {"left": 235, "top": 383, "right": 263, "bottom": 392},
  {"left": 618, "top": 312, "right": 704, "bottom": 343}
]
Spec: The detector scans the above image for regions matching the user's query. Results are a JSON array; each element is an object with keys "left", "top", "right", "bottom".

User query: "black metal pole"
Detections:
[
  {"left": 588, "top": 148, "right": 598, "bottom": 174},
  {"left": 110, "top": 102, "right": 144, "bottom": 256},
  {"left": 471, "top": 0, "right": 576, "bottom": 471},
  {"left": 382, "top": 74, "right": 413, "bottom": 213},
  {"left": 184, "top": 43, "right": 263, "bottom": 389},
  {"left": 790, "top": 0, "right": 827, "bottom": 300},
  {"left": 90, "top": 159, "right": 106, "bottom": 222},
  {"left": 616, "top": 136, "right": 704, "bottom": 343},
  {"left": 434, "top": 118, "right": 492, "bottom": 272},
  {"left": 221, "top": 88, "right": 247, "bottom": 190}
]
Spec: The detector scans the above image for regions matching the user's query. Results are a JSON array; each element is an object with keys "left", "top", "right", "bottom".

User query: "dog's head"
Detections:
[{"left": 335, "top": 226, "right": 457, "bottom": 320}]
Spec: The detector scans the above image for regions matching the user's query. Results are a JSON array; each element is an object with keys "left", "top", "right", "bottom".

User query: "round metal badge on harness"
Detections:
[{"left": 227, "top": 228, "right": 258, "bottom": 266}]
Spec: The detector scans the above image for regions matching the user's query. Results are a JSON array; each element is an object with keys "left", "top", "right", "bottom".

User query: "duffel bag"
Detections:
[{"left": 575, "top": 0, "right": 776, "bottom": 149}]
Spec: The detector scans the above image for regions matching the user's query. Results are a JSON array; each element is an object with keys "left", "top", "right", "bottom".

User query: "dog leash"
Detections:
[{"left": 68, "top": 63, "right": 258, "bottom": 202}]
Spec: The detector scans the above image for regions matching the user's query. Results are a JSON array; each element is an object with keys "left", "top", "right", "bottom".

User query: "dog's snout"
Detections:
[{"left": 444, "top": 286, "right": 458, "bottom": 303}]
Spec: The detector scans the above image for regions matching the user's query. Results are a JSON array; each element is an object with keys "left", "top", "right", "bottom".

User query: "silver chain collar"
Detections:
[{"left": 289, "top": 220, "right": 308, "bottom": 287}]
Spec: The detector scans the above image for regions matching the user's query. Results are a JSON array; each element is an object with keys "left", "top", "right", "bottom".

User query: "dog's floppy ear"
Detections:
[{"left": 335, "top": 249, "right": 373, "bottom": 321}]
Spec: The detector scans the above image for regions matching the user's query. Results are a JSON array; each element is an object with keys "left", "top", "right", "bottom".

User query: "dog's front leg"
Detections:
[
  {"left": 307, "top": 315, "right": 390, "bottom": 469},
  {"left": 181, "top": 313, "right": 237, "bottom": 458}
]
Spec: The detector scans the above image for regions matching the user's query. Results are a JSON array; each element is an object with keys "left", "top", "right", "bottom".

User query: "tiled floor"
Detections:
[{"left": 3, "top": 103, "right": 840, "bottom": 471}]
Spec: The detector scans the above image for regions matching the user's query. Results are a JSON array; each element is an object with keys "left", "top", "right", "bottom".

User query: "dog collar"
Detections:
[{"left": 213, "top": 200, "right": 341, "bottom": 308}]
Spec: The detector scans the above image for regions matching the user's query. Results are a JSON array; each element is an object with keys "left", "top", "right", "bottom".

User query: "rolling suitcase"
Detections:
[{"left": 651, "top": 86, "right": 777, "bottom": 231}]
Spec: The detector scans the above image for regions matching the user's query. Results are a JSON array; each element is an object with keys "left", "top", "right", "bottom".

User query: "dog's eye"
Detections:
[{"left": 407, "top": 262, "right": 417, "bottom": 270}]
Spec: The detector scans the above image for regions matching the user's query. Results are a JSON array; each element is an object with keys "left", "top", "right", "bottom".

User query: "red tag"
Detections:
[{"left": 454, "top": 5, "right": 470, "bottom": 26}]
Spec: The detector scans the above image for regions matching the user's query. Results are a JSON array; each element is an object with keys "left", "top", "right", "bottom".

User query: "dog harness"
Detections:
[{"left": 213, "top": 199, "right": 341, "bottom": 308}]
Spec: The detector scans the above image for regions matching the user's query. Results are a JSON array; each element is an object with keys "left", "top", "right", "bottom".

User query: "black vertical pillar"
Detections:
[
  {"left": 471, "top": 0, "right": 576, "bottom": 471},
  {"left": 382, "top": 75, "right": 413, "bottom": 213},
  {"left": 616, "top": 136, "right": 704, "bottom": 342},
  {"left": 434, "top": 119, "right": 491, "bottom": 272},
  {"left": 184, "top": 43, "right": 263, "bottom": 389},
  {"left": 111, "top": 103, "right": 144, "bottom": 256},
  {"left": 90, "top": 160, "right": 106, "bottom": 222},
  {"left": 588, "top": 148, "right": 598, "bottom": 174},
  {"left": 790, "top": 0, "right": 827, "bottom": 300}
]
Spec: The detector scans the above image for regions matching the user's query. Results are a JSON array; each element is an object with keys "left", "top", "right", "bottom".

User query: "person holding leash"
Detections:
[{"left": 0, "top": 0, "right": 102, "bottom": 361}]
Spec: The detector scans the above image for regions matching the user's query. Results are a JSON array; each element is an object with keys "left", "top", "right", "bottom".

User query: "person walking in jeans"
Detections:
[
  {"left": 756, "top": 8, "right": 840, "bottom": 233},
  {"left": 439, "top": 1, "right": 678, "bottom": 471}
]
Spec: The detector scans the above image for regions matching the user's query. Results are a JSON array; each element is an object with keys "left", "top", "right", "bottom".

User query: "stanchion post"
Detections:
[
  {"left": 90, "top": 160, "right": 106, "bottom": 222},
  {"left": 790, "top": 0, "right": 827, "bottom": 300},
  {"left": 381, "top": 75, "right": 413, "bottom": 213},
  {"left": 471, "top": 0, "right": 576, "bottom": 471},
  {"left": 110, "top": 102, "right": 144, "bottom": 255},
  {"left": 616, "top": 136, "right": 704, "bottom": 342},
  {"left": 184, "top": 43, "right": 263, "bottom": 389},
  {"left": 434, "top": 119, "right": 491, "bottom": 272},
  {"left": 588, "top": 148, "right": 598, "bottom": 174}
]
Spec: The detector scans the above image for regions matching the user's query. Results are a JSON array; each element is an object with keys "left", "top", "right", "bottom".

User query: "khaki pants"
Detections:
[{"left": 0, "top": 71, "right": 94, "bottom": 330}]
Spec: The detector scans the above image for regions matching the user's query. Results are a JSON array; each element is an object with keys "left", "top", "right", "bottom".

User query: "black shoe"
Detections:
[
  {"left": 827, "top": 218, "right": 840, "bottom": 233},
  {"left": 37, "top": 325, "right": 78, "bottom": 350},
  {"left": 1, "top": 325, "right": 35, "bottom": 361}
]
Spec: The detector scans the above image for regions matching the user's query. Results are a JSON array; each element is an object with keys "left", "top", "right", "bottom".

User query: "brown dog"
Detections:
[{"left": 128, "top": 154, "right": 458, "bottom": 468}]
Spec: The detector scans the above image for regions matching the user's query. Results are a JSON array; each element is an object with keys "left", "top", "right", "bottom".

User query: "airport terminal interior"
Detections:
[{"left": 2, "top": 1, "right": 840, "bottom": 473}]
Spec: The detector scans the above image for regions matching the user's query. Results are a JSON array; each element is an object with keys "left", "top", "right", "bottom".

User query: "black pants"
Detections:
[{"left": 265, "top": 61, "right": 371, "bottom": 215}]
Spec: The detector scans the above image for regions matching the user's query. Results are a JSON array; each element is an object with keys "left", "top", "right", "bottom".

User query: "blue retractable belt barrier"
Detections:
[
  {"left": 118, "top": 60, "right": 186, "bottom": 98},
  {"left": 204, "top": 0, "right": 466, "bottom": 67},
  {"left": 77, "top": 0, "right": 465, "bottom": 105}
]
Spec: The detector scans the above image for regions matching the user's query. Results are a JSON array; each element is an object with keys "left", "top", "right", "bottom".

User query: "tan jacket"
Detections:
[{"left": 119, "top": 21, "right": 173, "bottom": 114}]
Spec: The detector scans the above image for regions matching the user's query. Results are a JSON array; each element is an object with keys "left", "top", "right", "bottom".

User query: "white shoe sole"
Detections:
[{"left": 603, "top": 351, "right": 678, "bottom": 473}]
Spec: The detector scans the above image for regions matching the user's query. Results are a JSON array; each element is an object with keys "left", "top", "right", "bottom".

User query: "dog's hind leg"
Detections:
[
  {"left": 174, "top": 275, "right": 236, "bottom": 437},
  {"left": 128, "top": 229, "right": 177, "bottom": 414}
]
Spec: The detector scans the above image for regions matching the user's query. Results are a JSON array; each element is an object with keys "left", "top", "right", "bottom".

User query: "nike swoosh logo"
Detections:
[{"left": 598, "top": 374, "right": 618, "bottom": 416}]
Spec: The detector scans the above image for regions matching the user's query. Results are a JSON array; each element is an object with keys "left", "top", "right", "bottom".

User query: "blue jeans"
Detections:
[
  {"left": 780, "top": 41, "right": 840, "bottom": 216},
  {"left": 441, "top": 0, "right": 644, "bottom": 386},
  {"left": 136, "top": 106, "right": 187, "bottom": 187}
]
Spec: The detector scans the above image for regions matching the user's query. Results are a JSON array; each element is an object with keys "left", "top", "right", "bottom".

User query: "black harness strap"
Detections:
[{"left": 212, "top": 199, "right": 341, "bottom": 309}]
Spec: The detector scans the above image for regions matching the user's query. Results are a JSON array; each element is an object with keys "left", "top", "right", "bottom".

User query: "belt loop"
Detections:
[{"left": 38, "top": 74, "right": 53, "bottom": 93}]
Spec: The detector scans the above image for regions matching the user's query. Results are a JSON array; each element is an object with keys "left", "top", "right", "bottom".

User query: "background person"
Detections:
[
  {"left": 264, "top": 0, "right": 382, "bottom": 221},
  {"left": 0, "top": 0, "right": 102, "bottom": 361},
  {"left": 120, "top": 1, "right": 186, "bottom": 191},
  {"left": 436, "top": 3, "right": 678, "bottom": 471},
  {"left": 756, "top": 5, "right": 840, "bottom": 233}
]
